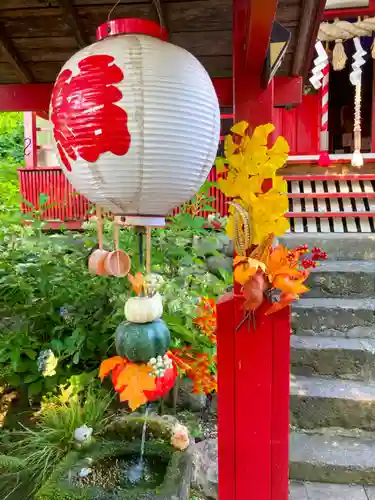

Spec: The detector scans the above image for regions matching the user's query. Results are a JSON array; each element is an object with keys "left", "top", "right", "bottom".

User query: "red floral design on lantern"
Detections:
[{"left": 51, "top": 55, "right": 131, "bottom": 172}]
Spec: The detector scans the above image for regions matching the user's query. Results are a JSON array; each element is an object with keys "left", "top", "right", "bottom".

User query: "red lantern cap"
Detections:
[{"left": 96, "top": 18, "right": 168, "bottom": 42}]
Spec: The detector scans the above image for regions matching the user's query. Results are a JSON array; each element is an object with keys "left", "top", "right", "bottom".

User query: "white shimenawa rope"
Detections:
[{"left": 318, "top": 17, "right": 375, "bottom": 70}]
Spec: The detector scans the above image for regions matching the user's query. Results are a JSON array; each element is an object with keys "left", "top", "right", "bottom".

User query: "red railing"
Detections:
[{"left": 18, "top": 166, "right": 90, "bottom": 223}]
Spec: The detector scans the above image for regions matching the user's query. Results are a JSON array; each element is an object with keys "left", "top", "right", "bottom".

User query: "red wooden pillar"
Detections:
[
  {"left": 24, "top": 111, "right": 37, "bottom": 168},
  {"left": 217, "top": 1, "right": 291, "bottom": 499}
]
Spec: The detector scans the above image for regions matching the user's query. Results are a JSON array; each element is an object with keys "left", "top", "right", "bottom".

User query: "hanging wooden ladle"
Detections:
[
  {"left": 88, "top": 205, "right": 109, "bottom": 276},
  {"left": 104, "top": 219, "right": 131, "bottom": 277}
]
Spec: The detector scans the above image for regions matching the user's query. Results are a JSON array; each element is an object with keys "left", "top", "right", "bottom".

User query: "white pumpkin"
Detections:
[{"left": 124, "top": 293, "right": 163, "bottom": 323}]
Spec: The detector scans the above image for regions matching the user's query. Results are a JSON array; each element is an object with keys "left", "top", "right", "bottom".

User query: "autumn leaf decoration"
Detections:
[
  {"left": 128, "top": 272, "right": 145, "bottom": 296},
  {"left": 100, "top": 356, "right": 156, "bottom": 411},
  {"left": 216, "top": 122, "right": 328, "bottom": 318}
]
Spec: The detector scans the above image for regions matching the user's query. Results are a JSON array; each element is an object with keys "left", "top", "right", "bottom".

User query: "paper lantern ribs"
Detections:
[{"left": 49, "top": 18, "right": 220, "bottom": 227}]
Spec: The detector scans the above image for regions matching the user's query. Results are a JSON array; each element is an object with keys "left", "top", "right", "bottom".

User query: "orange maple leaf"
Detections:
[
  {"left": 273, "top": 275, "right": 309, "bottom": 295},
  {"left": 242, "top": 271, "right": 267, "bottom": 311},
  {"left": 99, "top": 356, "right": 125, "bottom": 381},
  {"left": 265, "top": 293, "right": 297, "bottom": 315},
  {"left": 128, "top": 272, "right": 145, "bottom": 296},
  {"left": 115, "top": 363, "right": 156, "bottom": 411}
]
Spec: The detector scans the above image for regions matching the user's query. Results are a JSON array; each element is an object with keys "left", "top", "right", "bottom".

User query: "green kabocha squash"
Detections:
[{"left": 115, "top": 319, "right": 171, "bottom": 363}]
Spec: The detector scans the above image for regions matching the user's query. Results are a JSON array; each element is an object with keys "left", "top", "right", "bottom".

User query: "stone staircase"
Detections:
[{"left": 281, "top": 234, "right": 375, "bottom": 497}]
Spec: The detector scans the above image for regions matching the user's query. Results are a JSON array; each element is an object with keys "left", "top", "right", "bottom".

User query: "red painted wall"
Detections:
[{"left": 273, "top": 92, "right": 321, "bottom": 155}]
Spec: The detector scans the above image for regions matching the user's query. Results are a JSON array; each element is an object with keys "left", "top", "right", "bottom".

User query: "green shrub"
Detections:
[
  {"left": 0, "top": 180, "right": 230, "bottom": 399},
  {"left": 0, "top": 112, "right": 24, "bottom": 164},
  {"left": 0, "top": 389, "right": 112, "bottom": 499}
]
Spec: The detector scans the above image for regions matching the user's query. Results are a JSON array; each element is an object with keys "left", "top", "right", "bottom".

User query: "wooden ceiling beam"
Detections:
[
  {"left": 0, "top": 26, "right": 34, "bottom": 83},
  {"left": 56, "top": 0, "right": 89, "bottom": 48},
  {"left": 292, "top": 0, "right": 327, "bottom": 77}
]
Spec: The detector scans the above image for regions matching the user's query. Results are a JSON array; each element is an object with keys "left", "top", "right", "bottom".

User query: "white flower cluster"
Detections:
[{"left": 148, "top": 354, "right": 173, "bottom": 378}]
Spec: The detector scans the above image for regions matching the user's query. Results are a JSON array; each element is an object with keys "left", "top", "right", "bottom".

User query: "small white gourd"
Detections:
[{"left": 124, "top": 293, "right": 163, "bottom": 323}]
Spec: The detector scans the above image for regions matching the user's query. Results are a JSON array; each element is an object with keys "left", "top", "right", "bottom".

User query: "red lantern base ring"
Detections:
[{"left": 96, "top": 18, "right": 168, "bottom": 42}]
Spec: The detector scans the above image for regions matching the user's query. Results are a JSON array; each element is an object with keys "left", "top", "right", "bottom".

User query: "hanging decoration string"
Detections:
[
  {"left": 152, "top": 0, "right": 165, "bottom": 28},
  {"left": 113, "top": 218, "right": 120, "bottom": 250},
  {"left": 137, "top": 227, "right": 144, "bottom": 267},
  {"left": 97, "top": 205, "right": 104, "bottom": 250},
  {"left": 318, "top": 17, "right": 375, "bottom": 70},
  {"left": 350, "top": 37, "right": 366, "bottom": 168},
  {"left": 108, "top": 0, "right": 121, "bottom": 21},
  {"left": 146, "top": 227, "right": 152, "bottom": 274}
]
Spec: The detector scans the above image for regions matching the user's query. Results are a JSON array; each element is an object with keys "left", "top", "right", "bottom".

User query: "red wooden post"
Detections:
[
  {"left": 217, "top": 1, "right": 291, "bottom": 499},
  {"left": 24, "top": 112, "right": 37, "bottom": 168}
]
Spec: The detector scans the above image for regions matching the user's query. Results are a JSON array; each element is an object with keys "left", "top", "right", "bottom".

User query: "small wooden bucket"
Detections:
[
  {"left": 104, "top": 219, "right": 131, "bottom": 277},
  {"left": 88, "top": 206, "right": 109, "bottom": 276}
]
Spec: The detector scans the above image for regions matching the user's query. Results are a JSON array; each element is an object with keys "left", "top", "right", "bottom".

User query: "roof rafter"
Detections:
[
  {"left": 292, "top": 0, "right": 327, "bottom": 77},
  {"left": 0, "top": 25, "right": 34, "bottom": 83},
  {"left": 56, "top": 0, "right": 89, "bottom": 49}
]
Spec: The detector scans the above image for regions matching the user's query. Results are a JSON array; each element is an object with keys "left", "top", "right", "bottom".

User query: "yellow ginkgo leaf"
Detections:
[
  {"left": 224, "top": 135, "right": 238, "bottom": 158},
  {"left": 215, "top": 157, "right": 227, "bottom": 174},
  {"left": 272, "top": 217, "right": 290, "bottom": 237},
  {"left": 227, "top": 153, "right": 245, "bottom": 172},
  {"left": 269, "top": 135, "right": 290, "bottom": 156},
  {"left": 231, "top": 120, "right": 249, "bottom": 137},
  {"left": 225, "top": 213, "right": 235, "bottom": 240},
  {"left": 252, "top": 124, "right": 275, "bottom": 145}
]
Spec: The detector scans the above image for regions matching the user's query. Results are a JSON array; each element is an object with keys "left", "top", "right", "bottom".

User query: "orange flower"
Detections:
[
  {"left": 194, "top": 297, "right": 217, "bottom": 343},
  {"left": 171, "top": 347, "right": 217, "bottom": 395}
]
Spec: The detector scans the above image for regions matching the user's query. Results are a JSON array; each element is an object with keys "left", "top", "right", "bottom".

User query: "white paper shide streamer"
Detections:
[
  {"left": 350, "top": 37, "right": 366, "bottom": 167},
  {"left": 309, "top": 41, "right": 329, "bottom": 89}
]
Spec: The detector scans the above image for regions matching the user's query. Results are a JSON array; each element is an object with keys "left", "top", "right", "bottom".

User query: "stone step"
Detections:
[
  {"left": 292, "top": 298, "right": 375, "bottom": 338},
  {"left": 291, "top": 336, "right": 375, "bottom": 381},
  {"left": 280, "top": 233, "right": 375, "bottom": 261},
  {"left": 307, "top": 261, "right": 375, "bottom": 298},
  {"left": 289, "top": 481, "right": 375, "bottom": 500},
  {"left": 290, "top": 430, "right": 375, "bottom": 485},
  {"left": 290, "top": 375, "right": 375, "bottom": 431}
]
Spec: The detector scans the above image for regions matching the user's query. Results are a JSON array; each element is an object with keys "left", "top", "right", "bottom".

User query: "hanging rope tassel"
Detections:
[
  {"left": 352, "top": 83, "right": 363, "bottom": 167},
  {"left": 332, "top": 39, "right": 347, "bottom": 70}
]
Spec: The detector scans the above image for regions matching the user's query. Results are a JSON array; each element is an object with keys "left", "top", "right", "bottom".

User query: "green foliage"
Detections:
[
  {"left": 0, "top": 161, "right": 21, "bottom": 229},
  {"left": 36, "top": 452, "right": 85, "bottom": 500},
  {"left": 0, "top": 389, "right": 112, "bottom": 499},
  {"left": 0, "top": 112, "right": 24, "bottom": 164},
  {"left": 0, "top": 178, "right": 231, "bottom": 398},
  {"left": 36, "top": 440, "right": 173, "bottom": 500},
  {"left": 0, "top": 454, "right": 25, "bottom": 472}
]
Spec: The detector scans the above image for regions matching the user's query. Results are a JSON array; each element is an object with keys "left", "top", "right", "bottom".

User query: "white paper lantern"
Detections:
[{"left": 50, "top": 18, "right": 220, "bottom": 225}]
